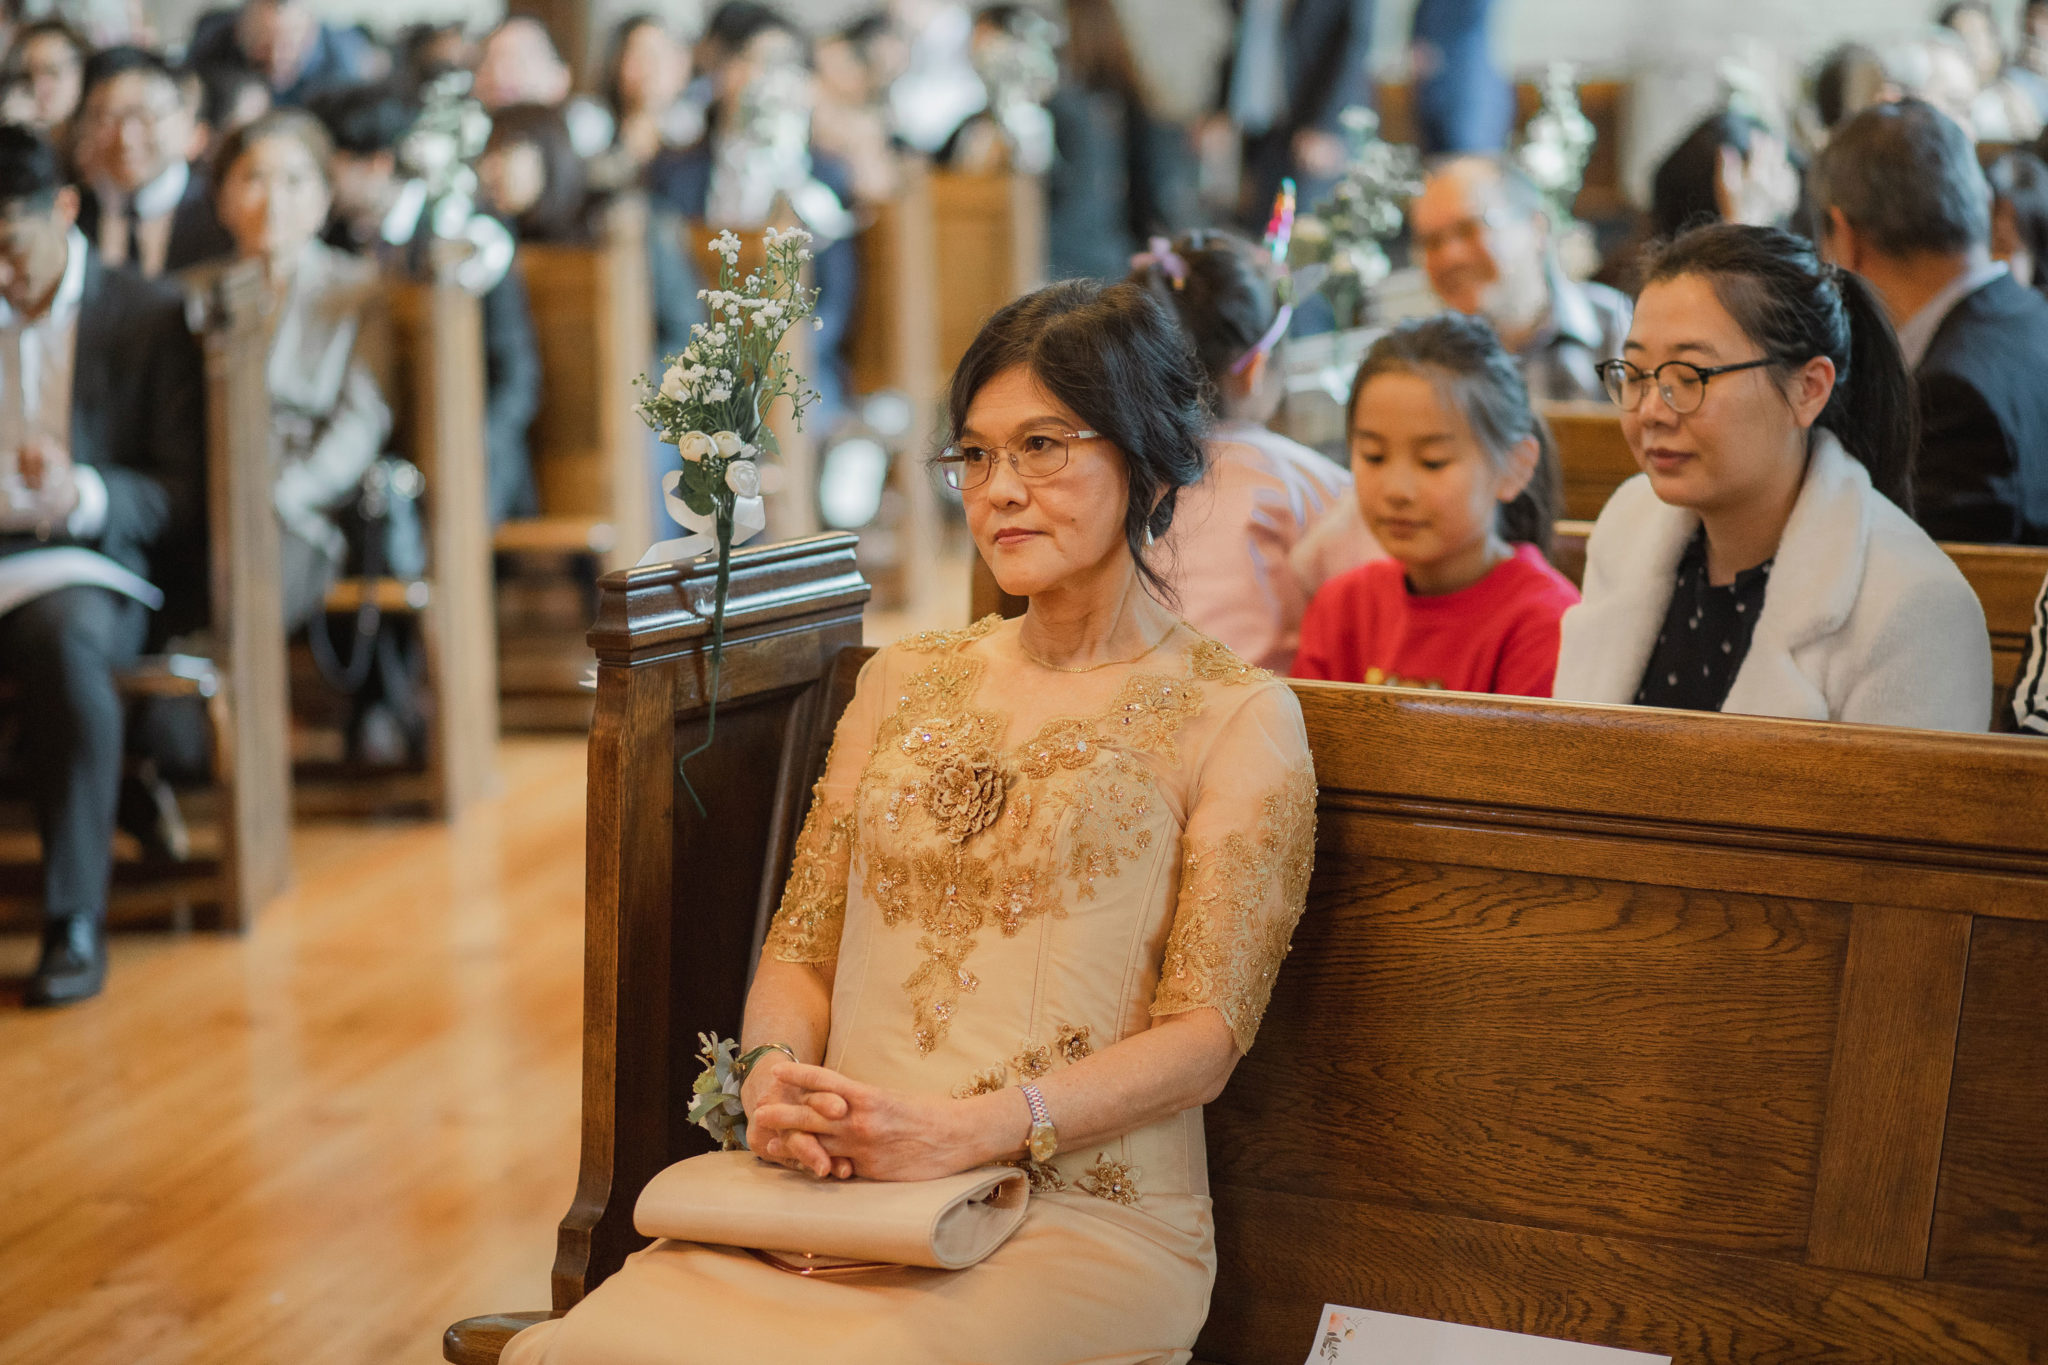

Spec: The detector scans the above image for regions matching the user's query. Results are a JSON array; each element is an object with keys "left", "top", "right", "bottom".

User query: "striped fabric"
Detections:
[{"left": 2015, "top": 571, "right": 2048, "bottom": 735}]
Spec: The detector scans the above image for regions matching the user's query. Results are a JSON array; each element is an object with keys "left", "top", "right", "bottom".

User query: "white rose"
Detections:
[
  {"left": 676, "top": 431, "right": 715, "bottom": 462},
  {"left": 724, "top": 459, "right": 761, "bottom": 498},
  {"left": 659, "top": 366, "right": 689, "bottom": 401},
  {"left": 712, "top": 431, "right": 745, "bottom": 459}
]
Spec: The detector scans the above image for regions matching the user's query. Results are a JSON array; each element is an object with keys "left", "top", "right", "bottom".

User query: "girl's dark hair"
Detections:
[
  {"left": 1989, "top": 149, "right": 2048, "bottom": 300},
  {"left": 1127, "top": 229, "right": 1281, "bottom": 401},
  {"left": 486, "top": 102, "right": 591, "bottom": 243},
  {"left": 1640, "top": 222, "right": 1916, "bottom": 511},
  {"left": 944, "top": 279, "right": 1209, "bottom": 604},
  {"left": 1346, "top": 313, "right": 1561, "bottom": 556},
  {"left": 1650, "top": 109, "right": 1771, "bottom": 239}
]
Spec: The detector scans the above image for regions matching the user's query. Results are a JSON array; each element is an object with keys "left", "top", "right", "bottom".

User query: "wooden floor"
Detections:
[{"left": 0, "top": 737, "right": 588, "bottom": 1365}]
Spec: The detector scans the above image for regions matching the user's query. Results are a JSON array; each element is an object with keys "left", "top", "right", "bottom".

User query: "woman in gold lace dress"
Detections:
[{"left": 503, "top": 280, "right": 1318, "bottom": 1365}]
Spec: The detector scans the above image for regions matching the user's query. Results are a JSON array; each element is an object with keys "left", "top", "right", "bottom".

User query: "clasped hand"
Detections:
[
  {"left": 0, "top": 438, "right": 80, "bottom": 533},
  {"left": 742, "top": 1059, "right": 1007, "bottom": 1183}
]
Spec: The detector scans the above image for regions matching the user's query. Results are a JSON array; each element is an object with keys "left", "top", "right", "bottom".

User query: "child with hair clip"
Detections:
[
  {"left": 1129, "top": 224, "right": 1357, "bottom": 671},
  {"left": 1293, "top": 313, "right": 1580, "bottom": 695}
]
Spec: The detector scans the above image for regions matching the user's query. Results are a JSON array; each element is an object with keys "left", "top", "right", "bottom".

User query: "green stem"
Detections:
[{"left": 677, "top": 501, "right": 735, "bottom": 819}]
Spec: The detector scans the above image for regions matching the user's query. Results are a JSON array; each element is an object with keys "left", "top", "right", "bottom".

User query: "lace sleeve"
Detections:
[
  {"left": 762, "top": 653, "right": 884, "bottom": 964},
  {"left": 1151, "top": 682, "right": 1318, "bottom": 1053}
]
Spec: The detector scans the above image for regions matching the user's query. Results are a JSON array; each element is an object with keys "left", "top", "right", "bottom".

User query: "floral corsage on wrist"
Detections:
[{"left": 689, "top": 1034, "right": 800, "bottom": 1151}]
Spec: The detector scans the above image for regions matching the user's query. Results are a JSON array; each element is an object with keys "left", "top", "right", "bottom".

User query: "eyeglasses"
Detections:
[
  {"left": 936, "top": 429, "right": 1099, "bottom": 491},
  {"left": 1597, "top": 357, "right": 1774, "bottom": 415}
]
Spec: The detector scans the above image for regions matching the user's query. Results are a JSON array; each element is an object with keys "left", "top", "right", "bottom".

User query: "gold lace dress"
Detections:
[{"left": 503, "top": 616, "right": 1316, "bottom": 1365}]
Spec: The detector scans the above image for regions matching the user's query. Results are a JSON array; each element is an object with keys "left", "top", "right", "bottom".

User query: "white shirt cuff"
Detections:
[{"left": 66, "top": 464, "right": 109, "bottom": 540}]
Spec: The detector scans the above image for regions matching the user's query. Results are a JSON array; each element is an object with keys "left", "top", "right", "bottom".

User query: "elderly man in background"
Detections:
[
  {"left": 71, "top": 47, "right": 231, "bottom": 277},
  {"left": 1815, "top": 96, "right": 2048, "bottom": 545},
  {"left": 1409, "top": 155, "right": 1632, "bottom": 403},
  {"left": 185, "top": 0, "right": 376, "bottom": 108}
]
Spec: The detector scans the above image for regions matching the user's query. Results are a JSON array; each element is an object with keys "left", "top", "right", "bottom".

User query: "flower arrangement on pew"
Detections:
[
  {"left": 635, "top": 226, "right": 821, "bottom": 815},
  {"left": 1289, "top": 106, "right": 1423, "bottom": 329}
]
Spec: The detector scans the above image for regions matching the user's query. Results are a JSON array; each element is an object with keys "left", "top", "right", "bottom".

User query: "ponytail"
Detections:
[
  {"left": 1640, "top": 223, "right": 1916, "bottom": 510},
  {"left": 1828, "top": 266, "right": 1918, "bottom": 512},
  {"left": 1348, "top": 313, "right": 1561, "bottom": 558}
]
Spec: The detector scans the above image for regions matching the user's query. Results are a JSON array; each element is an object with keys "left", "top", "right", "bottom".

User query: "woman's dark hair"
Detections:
[
  {"left": 1640, "top": 222, "right": 1916, "bottom": 511},
  {"left": 486, "top": 102, "right": 590, "bottom": 243},
  {"left": 944, "top": 279, "right": 1209, "bottom": 604},
  {"left": 213, "top": 107, "right": 334, "bottom": 192},
  {"left": 1345, "top": 313, "right": 1561, "bottom": 556},
  {"left": 1650, "top": 109, "right": 1772, "bottom": 239},
  {"left": 1127, "top": 229, "right": 1281, "bottom": 402},
  {"left": 1989, "top": 149, "right": 2048, "bottom": 298},
  {"left": 600, "top": 13, "right": 663, "bottom": 119}
]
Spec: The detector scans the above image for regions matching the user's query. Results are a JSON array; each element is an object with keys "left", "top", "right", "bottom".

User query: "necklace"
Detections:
[{"left": 1018, "top": 623, "right": 1177, "bottom": 673}]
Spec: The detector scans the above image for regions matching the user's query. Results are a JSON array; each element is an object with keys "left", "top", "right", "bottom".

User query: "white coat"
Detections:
[{"left": 1554, "top": 430, "right": 1992, "bottom": 733}]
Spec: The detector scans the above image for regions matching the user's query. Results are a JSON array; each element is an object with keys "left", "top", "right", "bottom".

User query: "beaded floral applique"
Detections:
[
  {"left": 1055, "top": 1024, "right": 1093, "bottom": 1062},
  {"left": 1078, "top": 1156, "right": 1142, "bottom": 1206},
  {"left": 860, "top": 631, "right": 1229, "bottom": 1054},
  {"left": 1152, "top": 760, "right": 1318, "bottom": 1052},
  {"left": 764, "top": 783, "right": 855, "bottom": 964}
]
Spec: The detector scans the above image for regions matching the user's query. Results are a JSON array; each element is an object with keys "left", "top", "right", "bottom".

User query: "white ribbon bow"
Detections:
[{"left": 637, "top": 468, "right": 767, "bottom": 567}]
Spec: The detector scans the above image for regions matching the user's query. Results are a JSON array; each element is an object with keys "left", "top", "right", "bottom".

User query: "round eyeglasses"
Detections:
[
  {"left": 1597, "top": 358, "right": 1774, "bottom": 415},
  {"left": 936, "top": 430, "right": 1099, "bottom": 491}
]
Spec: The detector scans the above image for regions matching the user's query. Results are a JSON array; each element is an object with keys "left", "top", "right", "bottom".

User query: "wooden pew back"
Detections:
[
  {"left": 1543, "top": 400, "right": 1636, "bottom": 522},
  {"left": 381, "top": 259, "right": 499, "bottom": 814},
  {"left": 515, "top": 196, "right": 654, "bottom": 572},
  {"left": 929, "top": 170, "right": 1046, "bottom": 389},
  {"left": 1198, "top": 688, "right": 2048, "bottom": 1362}
]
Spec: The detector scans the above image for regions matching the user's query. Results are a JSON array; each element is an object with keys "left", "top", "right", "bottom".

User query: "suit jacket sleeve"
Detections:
[
  {"left": 1915, "top": 369, "right": 2022, "bottom": 541},
  {"left": 1304, "top": 0, "right": 1378, "bottom": 133},
  {"left": 94, "top": 290, "right": 205, "bottom": 556}
]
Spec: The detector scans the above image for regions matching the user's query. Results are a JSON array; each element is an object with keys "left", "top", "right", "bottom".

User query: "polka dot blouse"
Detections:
[{"left": 1633, "top": 529, "right": 1773, "bottom": 713}]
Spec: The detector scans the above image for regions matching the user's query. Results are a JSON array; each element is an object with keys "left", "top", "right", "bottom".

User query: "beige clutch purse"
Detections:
[{"left": 633, "top": 1150, "right": 1030, "bottom": 1272}]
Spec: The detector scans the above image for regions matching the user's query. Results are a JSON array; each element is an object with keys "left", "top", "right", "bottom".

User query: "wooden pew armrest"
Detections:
[
  {"left": 116, "top": 653, "right": 221, "bottom": 699},
  {"left": 443, "top": 1311, "right": 553, "bottom": 1364},
  {"left": 494, "top": 516, "right": 617, "bottom": 557},
  {"left": 324, "top": 578, "right": 431, "bottom": 614}
]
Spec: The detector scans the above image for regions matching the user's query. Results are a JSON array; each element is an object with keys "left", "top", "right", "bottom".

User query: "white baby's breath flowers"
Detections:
[{"left": 724, "top": 460, "right": 761, "bottom": 498}]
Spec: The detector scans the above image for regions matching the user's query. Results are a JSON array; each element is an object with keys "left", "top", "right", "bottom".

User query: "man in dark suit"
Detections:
[
  {"left": 1814, "top": 96, "right": 2048, "bottom": 543},
  {"left": 1217, "top": 0, "right": 1376, "bottom": 225},
  {"left": 71, "top": 47, "right": 234, "bottom": 278},
  {"left": 0, "top": 126, "right": 206, "bottom": 1005}
]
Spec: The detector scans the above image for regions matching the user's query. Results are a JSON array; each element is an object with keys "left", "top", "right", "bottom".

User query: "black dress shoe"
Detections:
[
  {"left": 116, "top": 759, "right": 190, "bottom": 863},
  {"left": 24, "top": 915, "right": 107, "bottom": 1007}
]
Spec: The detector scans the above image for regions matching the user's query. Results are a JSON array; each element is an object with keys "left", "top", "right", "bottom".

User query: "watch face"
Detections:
[{"left": 1028, "top": 1126, "right": 1057, "bottom": 1164}]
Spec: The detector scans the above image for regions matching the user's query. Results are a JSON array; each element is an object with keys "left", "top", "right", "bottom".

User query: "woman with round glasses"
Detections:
[
  {"left": 1553, "top": 222, "right": 1991, "bottom": 730},
  {"left": 503, "top": 280, "right": 1317, "bottom": 1364}
]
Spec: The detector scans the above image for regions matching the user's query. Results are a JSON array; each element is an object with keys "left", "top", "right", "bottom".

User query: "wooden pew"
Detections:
[
  {"left": 0, "top": 263, "right": 290, "bottom": 931},
  {"left": 498, "top": 196, "right": 656, "bottom": 730},
  {"left": 847, "top": 160, "right": 946, "bottom": 616},
  {"left": 1543, "top": 400, "right": 1635, "bottom": 522},
  {"left": 1548, "top": 519, "right": 2048, "bottom": 709},
  {"left": 447, "top": 541, "right": 2048, "bottom": 1363},
  {"left": 929, "top": 170, "right": 1046, "bottom": 391},
  {"left": 285, "top": 256, "right": 498, "bottom": 819}
]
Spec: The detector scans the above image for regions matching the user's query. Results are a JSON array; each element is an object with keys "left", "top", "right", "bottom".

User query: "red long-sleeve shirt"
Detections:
[{"left": 1291, "top": 543, "right": 1581, "bottom": 698}]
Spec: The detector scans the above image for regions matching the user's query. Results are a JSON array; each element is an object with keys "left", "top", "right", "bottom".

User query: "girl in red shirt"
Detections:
[{"left": 1293, "top": 314, "right": 1580, "bottom": 696}]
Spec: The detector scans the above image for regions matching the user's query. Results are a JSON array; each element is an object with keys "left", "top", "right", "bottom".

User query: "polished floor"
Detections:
[{"left": 0, "top": 737, "right": 589, "bottom": 1365}]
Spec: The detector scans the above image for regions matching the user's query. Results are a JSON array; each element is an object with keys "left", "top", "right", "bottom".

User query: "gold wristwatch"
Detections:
[{"left": 1020, "top": 1084, "right": 1058, "bottom": 1163}]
